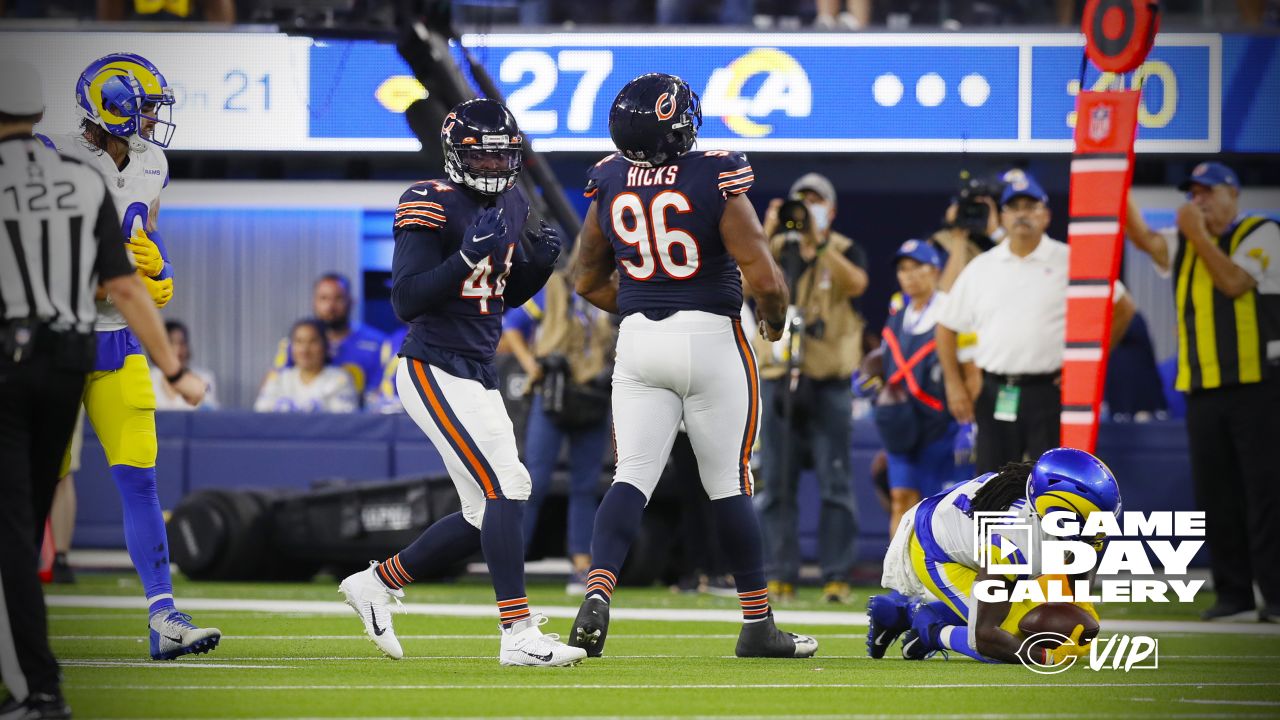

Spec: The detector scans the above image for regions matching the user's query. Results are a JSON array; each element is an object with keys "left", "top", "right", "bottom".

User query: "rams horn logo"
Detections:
[
  {"left": 655, "top": 92, "right": 676, "bottom": 121},
  {"left": 702, "top": 48, "right": 811, "bottom": 138}
]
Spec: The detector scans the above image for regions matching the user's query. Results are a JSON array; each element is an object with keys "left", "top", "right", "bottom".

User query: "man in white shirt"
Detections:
[
  {"left": 936, "top": 172, "right": 1134, "bottom": 473},
  {"left": 1124, "top": 162, "right": 1280, "bottom": 622}
]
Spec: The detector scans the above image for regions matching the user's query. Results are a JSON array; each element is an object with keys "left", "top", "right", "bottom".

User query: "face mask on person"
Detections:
[{"left": 806, "top": 202, "right": 831, "bottom": 233}]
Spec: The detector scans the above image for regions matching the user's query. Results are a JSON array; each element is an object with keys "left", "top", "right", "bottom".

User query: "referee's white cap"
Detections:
[{"left": 0, "top": 59, "right": 46, "bottom": 116}]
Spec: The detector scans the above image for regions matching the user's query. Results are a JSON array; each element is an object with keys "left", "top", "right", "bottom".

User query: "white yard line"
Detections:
[
  {"left": 65, "top": 681, "right": 1280, "bottom": 691},
  {"left": 61, "top": 660, "right": 296, "bottom": 669},
  {"left": 44, "top": 596, "right": 1280, "bottom": 636}
]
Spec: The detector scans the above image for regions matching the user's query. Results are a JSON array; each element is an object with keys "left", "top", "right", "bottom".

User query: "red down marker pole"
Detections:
[{"left": 1060, "top": 0, "right": 1159, "bottom": 452}]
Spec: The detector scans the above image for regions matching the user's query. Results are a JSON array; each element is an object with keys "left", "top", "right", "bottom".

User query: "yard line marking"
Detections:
[
  {"left": 1177, "top": 700, "right": 1280, "bottom": 707},
  {"left": 65, "top": 682, "right": 1280, "bottom": 691},
  {"left": 61, "top": 660, "right": 295, "bottom": 669},
  {"left": 44, "top": 596, "right": 1280, "bottom": 636}
]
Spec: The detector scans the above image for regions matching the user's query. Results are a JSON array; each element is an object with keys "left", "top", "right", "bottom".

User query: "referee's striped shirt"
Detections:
[{"left": 0, "top": 134, "right": 133, "bottom": 333}]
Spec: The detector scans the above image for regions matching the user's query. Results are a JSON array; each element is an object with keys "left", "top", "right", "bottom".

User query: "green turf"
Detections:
[{"left": 43, "top": 574, "right": 1280, "bottom": 718}]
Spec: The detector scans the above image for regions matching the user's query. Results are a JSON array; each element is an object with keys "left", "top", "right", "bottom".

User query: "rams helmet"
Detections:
[{"left": 76, "top": 53, "right": 176, "bottom": 151}]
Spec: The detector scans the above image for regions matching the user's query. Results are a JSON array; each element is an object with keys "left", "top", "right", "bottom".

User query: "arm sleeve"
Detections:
[
  {"left": 149, "top": 228, "right": 174, "bottom": 281},
  {"left": 504, "top": 259, "right": 554, "bottom": 308},
  {"left": 92, "top": 192, "right": 133, "bottom": 281},
  {"left": 714, "top": 151, "right": 754, "bottom": 199},
  {"left": 1232, "top": 222, "right": 1280, "bottom": 293},
  {"left": 391, "top": 225, "right": 472, "bottom": 321}
]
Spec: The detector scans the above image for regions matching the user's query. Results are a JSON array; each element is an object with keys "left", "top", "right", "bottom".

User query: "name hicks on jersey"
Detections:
[{"left": 627, "top": 165, "right": 681, "bottom": 187}]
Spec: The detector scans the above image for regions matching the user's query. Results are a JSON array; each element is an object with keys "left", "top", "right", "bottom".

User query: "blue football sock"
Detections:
[
  {"left": 710, "top": 495, "right": 768, "bottom": 592},
  {"left": 939, "top": 626, "right": 999, "bottom": 662},
  {"left": 481, "top": 498, "right": 527, "bottom": 613},
  {"left": 585, "top": 482, "right": 647, "bottom": 602},
  {"left": 110, "top": 465, "right": 174, "bottom": 615},
  {"left": 377, "top": 511, "right": 481, "bottom": 590}
]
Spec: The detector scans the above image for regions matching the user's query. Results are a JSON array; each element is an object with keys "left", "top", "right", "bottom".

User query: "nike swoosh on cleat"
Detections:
[
  {"left": 411, "top": 188, "right": 431, "bottom": 195},
  {"left": 163, "top": 633, "right": 183, "bottom": 643},
  {"left": 875, "top": 631, "right": 889, "bottom": 645},
  {"left": 471, "top": 233, "right": 493, "bottom": 243},
  {"left": 369, "top": 606, "right": 386, "bottom": 637},
  {"left": 522, "top": 649, "right": 554, "bottom": 662}
]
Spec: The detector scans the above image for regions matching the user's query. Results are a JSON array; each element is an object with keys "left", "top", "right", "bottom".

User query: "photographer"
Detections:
[
  {"left": 935, "top": 171, "right": 1003, "bottom": 291},
  {"left": 752, "top": 173, "right": 868, "bottom": 604},
  {"left": 501, "top": 255, "right": 616, "bottom": 593}
]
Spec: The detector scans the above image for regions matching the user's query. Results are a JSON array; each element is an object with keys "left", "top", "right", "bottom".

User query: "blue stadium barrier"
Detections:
[{"left": 70, "top": 412, "right": 1196, "bottom": 566}]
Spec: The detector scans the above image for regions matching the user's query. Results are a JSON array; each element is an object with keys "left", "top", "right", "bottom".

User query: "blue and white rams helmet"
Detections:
[
  {"left": 608, "top": 73, "right": 701, "bottom": 167},
  {"left": 1026, "top": 448, "right": 1122, "bottom": 529},
  {"left": 76, "top": 53, "right": 176, "bottom": 152}
]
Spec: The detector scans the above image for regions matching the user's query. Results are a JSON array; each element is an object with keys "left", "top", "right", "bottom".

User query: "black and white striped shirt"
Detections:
[{"left": 0, "top": 134, "right": 132, "bottom": 333}]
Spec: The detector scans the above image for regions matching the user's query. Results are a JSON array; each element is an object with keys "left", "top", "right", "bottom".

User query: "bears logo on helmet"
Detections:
[
  {"left": 76, "top": 53, "right": 176, "bottom": 152},
  {"left": 609, "top": 73, "right": 702, "bottom": 167},
  {"left": 441, "top": 98, "right": 524, "bottom": 196}
]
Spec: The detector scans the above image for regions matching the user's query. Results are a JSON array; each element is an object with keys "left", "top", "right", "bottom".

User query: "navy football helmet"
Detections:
[
  {"left": 441, "top": 98, "right": 523, "bottom": 195},
  {"left": 608, "top": 73, "right": 702, "bottom": 167}
]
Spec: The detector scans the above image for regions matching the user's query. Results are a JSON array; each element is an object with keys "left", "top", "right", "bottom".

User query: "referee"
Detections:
[
  {"left": 0, "top": 60, "right": 204, "bottom": 718},
  {"left": 1126, "top": 166, "right": 1280, "bottom": 622}
]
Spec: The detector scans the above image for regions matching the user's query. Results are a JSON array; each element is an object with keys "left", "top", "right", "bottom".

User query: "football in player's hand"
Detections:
[{"left": 1019, "top": 603, "right": 1100, "bottom": 646}]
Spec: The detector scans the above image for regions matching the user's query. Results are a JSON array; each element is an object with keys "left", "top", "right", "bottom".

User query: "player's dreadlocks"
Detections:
[
  {"left": 79, "top": 117, "right": 113, "bottom": 153},
  {"left": 969, "top": 460, "right": 1036, "bottom": 513}
]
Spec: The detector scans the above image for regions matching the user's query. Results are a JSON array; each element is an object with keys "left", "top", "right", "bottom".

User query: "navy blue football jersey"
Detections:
[
  {"left": 585, "top": 150, "right": 752, "bottom": 319},
  {"left": 391, "top": 178, "right": 532, "bottom": 386}
]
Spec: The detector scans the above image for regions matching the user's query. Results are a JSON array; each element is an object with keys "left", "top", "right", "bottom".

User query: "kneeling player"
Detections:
[{"left": 865, "top": 448, "right": 1117, "bottom": 665}]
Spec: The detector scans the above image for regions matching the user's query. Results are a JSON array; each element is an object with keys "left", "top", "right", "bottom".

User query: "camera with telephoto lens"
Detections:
[
  {"left": 776, "top": 199, "right": 810, "bottom": 243},
  {"left": 952, "top": 170, "right": 1001, "bottom": 239}
]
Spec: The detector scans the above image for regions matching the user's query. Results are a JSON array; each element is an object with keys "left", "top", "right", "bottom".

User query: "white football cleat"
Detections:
[
  {"left": 148, "top": 610, "right": 220, "bottom": 660},
  {"left": 339, "top": 561, "right": 405, "bottom": 659},
  {"left": 499, "top": 614, "right": 588, "bottom": 667}
]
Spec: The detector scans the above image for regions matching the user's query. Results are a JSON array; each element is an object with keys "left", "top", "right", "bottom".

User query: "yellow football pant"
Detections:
[{"left": 60, "top": 354, "right": 157, "bottom": 473}]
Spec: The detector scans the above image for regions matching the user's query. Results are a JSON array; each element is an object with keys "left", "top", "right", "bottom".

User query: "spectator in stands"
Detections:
[
  {"left": 151, "top": 320, "right": 219, "bottom": 411},
  {"left": 936, "top": 171, "right": 1134, "bottom": 473},
  {"left": 753, "top": 172, "right": 869, "bottom": 604},
  {"left": 1124, "top": 167, "right": 1280, "bottom": 621},
  {"left": 268, "top": 273, "right": 384, "bottom": 406},
  {"left": 657, "top": 0, "right": 754, "bottom": 24},
  {"left": 501, "top": 261, "right": 615, "bottom": 594},
  {"left": 255, "top": 319, "right": 358, "bottom": 413},
  {"left": 815, "top": 0, "right": 870, "bottom": 28},
  {"left": 97, "top": 0, "right": 235, "bottom": 21}
]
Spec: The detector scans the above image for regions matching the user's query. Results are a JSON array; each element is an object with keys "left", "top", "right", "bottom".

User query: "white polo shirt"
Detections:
[{"left": 938, "top": 236, "right": 1123, "bottom": 375}]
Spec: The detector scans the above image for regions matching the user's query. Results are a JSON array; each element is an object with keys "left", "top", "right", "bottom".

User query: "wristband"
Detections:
[{"left": 166, "top": 367, "right": 188, "bottom": 384}]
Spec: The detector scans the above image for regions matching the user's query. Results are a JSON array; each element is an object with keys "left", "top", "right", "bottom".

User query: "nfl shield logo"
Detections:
[
  {"left": 1089, "top": 104, "right": 1113, "bottom": 143},
  {"left": 117, "top": 177, "right": 126, "bottom": 188}
]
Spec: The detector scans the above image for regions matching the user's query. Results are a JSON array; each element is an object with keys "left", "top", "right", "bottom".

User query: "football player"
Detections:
[
  {"left": 41, "top": 53, "right": 220, "bottom": 660},
  {"left": 338, "top": 98, "right": 583, "bottom": 666},
  {"left": 866, "top": 447, "right": 1117, "bottom": 665},
  {"left": 567, "top": 72, "right": 816, "bottom": 659}
]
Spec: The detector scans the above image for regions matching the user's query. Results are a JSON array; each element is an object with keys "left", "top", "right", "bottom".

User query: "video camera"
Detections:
[{"left": 952, "top": 170, "right": 1003, "bottom": 239}]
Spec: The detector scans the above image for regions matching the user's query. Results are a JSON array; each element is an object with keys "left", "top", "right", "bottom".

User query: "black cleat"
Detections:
[
  {"left": 735, "top": 614, "right": 818, "bottom": 658},
  {"left": 0, "top": 692, "right": 71, "bottom": 720},
  {"left": 568, "top": 596, "right": 610, "bottom": 657}
]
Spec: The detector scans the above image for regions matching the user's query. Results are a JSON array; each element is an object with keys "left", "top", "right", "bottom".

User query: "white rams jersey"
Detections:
[
  {"left": 920, "top": 476, "right": 1050, "bottom": 577},
  {"left": 46, "top": 133, "right": 168, "bottom": 332}
]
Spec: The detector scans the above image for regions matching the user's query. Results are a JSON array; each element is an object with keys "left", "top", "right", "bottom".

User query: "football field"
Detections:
[{"left": 47, "top": 574, "right": 1280, "bottom": 719}]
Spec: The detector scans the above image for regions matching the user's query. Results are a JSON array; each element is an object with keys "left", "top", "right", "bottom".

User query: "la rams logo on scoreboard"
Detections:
[{"left": 701, "top": 48, "right": 812, "bottom": 138}]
